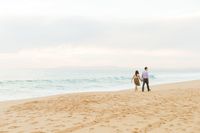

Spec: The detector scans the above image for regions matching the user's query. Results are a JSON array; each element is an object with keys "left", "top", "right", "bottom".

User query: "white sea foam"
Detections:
[{"left": 0, "top": 68, "right": 199, "bottom": 101}]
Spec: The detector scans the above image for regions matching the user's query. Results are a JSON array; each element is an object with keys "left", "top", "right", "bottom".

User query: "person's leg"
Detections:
[
  {"left": 146, "top": 79, "right": 150, "bottom": 91},
  {"left": 142, "top": 80, "right": 145, "bottom": 92},
  {"left": 135, "top": 85, "right": 138, "bottom": 92}
]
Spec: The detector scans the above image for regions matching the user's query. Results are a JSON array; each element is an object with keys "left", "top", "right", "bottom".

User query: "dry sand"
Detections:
[{"left": 0, "top": 80, "right": 200, "bottom": 133}]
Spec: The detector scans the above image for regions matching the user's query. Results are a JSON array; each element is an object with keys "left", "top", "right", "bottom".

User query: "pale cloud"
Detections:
[
  {"left": 1, "top": 16, "right": 200, "bottom": 51},
  {"left": 0, "top": 0, "right": 200, "bottom": 69}
]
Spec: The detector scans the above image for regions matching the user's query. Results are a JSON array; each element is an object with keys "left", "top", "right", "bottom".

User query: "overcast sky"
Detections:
[{"left": 0, "top": 0, "right": 200, "bottom": 69}]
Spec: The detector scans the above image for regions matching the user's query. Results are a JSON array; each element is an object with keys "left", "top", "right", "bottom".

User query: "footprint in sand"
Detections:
[
  {"left": 115, "top": 129, "right": 122, "bottom": 133},
  {"left": 169, "top": 124, "right": 174, "bottom": 127},
  {"left": 89, "top": 127, "right": 94, "bottom": 130},
  {"left": 132, "top": 127, "right": 139, "bottom": 133},
  {"left": 181, "top": 128, "right": 186, "bottom": 131},
  {"left": 111, "top": 125, "right": 117, "bottom": 128},
  {"left": 105, "top": 120, "right": 110, "bottom": 123},
  {"left": 8, "top": 126, "right": 19, "bottom": 129},
  {"left": 31, "top": 121, "right": 38, "bottom": 124},
  {"left": 177, "top": 123, "right": 181, "bottom": 126},
  {"left": 100, "top": 124, "right": 105, "bottom": 127}
]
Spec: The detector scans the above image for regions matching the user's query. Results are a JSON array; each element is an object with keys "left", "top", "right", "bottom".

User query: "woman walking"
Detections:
[{"left": 131, "top": 70, "right": 142, "bottom": 92}]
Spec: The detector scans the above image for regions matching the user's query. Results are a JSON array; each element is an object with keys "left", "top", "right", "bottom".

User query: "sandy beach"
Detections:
[{"left": 0, "top": 80, "right": 200, "bottom": 133}]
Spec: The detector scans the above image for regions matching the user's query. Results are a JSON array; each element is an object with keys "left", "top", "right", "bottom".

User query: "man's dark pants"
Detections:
[{"left": 142, "top": 78, "right": 150, "bottom": 92}]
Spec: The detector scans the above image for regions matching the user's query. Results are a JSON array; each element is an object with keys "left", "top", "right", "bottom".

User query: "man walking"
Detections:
[{"left": 142, "top": 67, "right": 151, "bottom": 92}]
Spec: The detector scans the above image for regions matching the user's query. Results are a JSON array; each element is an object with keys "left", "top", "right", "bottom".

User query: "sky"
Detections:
[{"left": 0, "top": 0, "right": 200, "bottom": 69}]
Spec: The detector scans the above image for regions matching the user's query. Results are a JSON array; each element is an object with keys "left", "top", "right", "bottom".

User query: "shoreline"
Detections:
[
  {"left": 0, "top": 79, "right": 199, "bottom": 103},
  {"left": 0, "top": 80, "right": 200, "bottom": 133}
]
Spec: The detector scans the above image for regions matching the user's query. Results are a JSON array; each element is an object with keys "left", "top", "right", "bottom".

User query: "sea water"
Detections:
[{"left": 0, "top": 68, "right": 199, "bottom": 101}]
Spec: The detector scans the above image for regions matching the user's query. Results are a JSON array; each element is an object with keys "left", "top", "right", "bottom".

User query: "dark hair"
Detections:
[
  {"left": 144, "top": 67, "right": 148, "bottom": 70},
  {"left": 135, "top": 70, "right": 139, "bottom": 76}
]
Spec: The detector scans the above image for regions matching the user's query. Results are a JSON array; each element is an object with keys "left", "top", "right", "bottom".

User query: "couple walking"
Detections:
[{"left": 131, "top": 67, "right": 151, "bottom": 92}]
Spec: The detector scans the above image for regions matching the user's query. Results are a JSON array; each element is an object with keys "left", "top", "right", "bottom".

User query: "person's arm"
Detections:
[
  {"left": 137, "top": 74, "right": 142, "bottom": 81},
  {"left": 139, "top": 75, "right": 143, "bottom": 81},
  {"left": 141, "top": 73, "right": 144, "bottom": 81}
]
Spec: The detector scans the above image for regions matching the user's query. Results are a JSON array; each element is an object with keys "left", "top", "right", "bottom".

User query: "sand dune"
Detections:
[{"left": 0, "top": 80, "right": 200, "bottom": 133}]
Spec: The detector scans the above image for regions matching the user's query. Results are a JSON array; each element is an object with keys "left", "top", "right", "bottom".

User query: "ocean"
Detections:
[{"left": 0, "top": 68, "right": 199, "bottom": 101}]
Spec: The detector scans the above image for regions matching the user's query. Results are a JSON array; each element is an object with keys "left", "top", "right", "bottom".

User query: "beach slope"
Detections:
[{"left": 0, "top": 80, "right": 200, "bottom": 133}]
